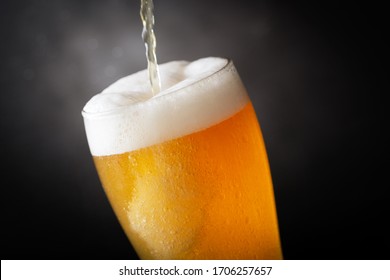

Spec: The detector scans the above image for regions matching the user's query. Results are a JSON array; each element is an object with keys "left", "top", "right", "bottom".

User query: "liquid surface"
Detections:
[{"left": 94, "top": 102, "right": 283, "bottom": 259}]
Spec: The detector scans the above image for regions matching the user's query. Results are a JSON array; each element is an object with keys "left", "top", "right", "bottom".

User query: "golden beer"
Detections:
[{"left": 82, "top": 58, "right": 282, "bottom": 259}]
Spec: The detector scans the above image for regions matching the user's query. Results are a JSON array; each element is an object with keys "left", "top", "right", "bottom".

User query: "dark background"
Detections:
[{"left": 1, "top": 0, "right": 387, "bottom": 259}]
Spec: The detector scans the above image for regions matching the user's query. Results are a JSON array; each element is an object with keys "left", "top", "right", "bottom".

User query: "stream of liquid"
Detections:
[{"left": 140, "top": 0, "right": 161, "bottom": 95}]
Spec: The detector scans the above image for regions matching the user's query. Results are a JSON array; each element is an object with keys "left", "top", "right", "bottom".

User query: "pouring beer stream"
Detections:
[{"left": 140, "top": 0, "right": 161, "bottom": 95}]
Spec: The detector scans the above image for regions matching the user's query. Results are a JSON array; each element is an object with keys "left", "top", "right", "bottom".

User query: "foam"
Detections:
[{"left": 82, "top": 57, "right": 249, "bottom": 156}]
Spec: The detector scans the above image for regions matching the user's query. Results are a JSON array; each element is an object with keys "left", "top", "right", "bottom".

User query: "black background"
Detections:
[{"left": 1, "top": 0, "right": 387, "bottom": 259}]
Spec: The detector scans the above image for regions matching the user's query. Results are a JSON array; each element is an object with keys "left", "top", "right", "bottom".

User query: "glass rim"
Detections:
[{"left": 82, "top": 57, "right": 233, "bottom": 119}]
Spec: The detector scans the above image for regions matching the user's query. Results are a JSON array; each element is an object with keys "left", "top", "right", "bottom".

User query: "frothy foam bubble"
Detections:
[{"left": 82, "top": 57, "right": 249, "bottom": 156}]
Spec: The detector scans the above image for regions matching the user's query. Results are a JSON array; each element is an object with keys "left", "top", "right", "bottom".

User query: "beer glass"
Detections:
[{"left": 82, "top": 57, "right": 282, "bottom": 259}]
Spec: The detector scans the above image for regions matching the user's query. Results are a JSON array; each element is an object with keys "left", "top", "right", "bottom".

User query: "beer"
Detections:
[
  {"left": 140, "top": 0, "right": 161, "bottom": 94},
  {"left": 82, "top": 57, "right": 282, "bottom": 259}
]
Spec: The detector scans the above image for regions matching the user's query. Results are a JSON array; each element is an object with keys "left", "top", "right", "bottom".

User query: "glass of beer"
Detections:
[{"left": 82, "top": 57, "right": 282, "bottom": 259}]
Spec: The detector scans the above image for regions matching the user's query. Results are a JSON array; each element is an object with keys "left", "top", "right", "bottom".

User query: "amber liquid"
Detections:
[{"left": 94, "top": 102, "right": 282, "bottom": 259}]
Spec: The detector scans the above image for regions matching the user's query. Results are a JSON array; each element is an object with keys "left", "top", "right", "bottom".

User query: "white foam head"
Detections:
[{"left": 82, "top": 57, "right": 249, "bottom": 156}]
